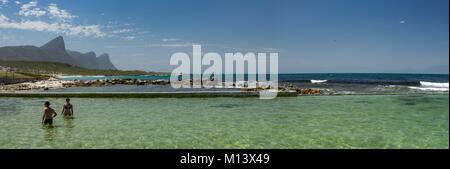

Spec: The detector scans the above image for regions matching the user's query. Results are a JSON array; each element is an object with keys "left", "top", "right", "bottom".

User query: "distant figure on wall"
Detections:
[
  {"left": 61, "top": 98, "right": 74, "bottom": 117},
  {"left": 42, "top": 101, "right": 57, "bottom": 126}
]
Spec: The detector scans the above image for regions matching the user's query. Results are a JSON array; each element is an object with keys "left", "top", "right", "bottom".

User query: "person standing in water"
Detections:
[
  {"left": 61, "top": 98, "right": 74, "bottom": 117},
  {"left": 42, "top": 101, "right": 57, "bottom": 126}
]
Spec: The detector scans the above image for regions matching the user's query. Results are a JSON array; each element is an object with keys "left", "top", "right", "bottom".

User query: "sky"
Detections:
[{"left": 0, "top": 0, "right": 448, "bottom": 73}]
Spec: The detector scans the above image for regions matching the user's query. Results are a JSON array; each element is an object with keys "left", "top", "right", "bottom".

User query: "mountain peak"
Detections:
[
  {"left": 97, "top": 53, "right": 117, "bottom": 70},
  {"left": 0, "top": 36, "right": 117, "bottom": 70},
  {"left": 98, "top": 53, "right": 110, "bottom": 59},
  {"left": 40, "top": 36, "right": 66, "bottom": 52}
]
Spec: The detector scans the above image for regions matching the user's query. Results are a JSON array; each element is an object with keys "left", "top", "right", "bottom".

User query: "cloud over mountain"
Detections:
[{"left": 0, "top": 0, "right": 106, "bottom": 37}]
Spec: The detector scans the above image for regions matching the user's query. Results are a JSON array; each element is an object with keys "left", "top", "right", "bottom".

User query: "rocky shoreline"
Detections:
[
  {"left": 241, "top": 83, "right": 322, "bottom": 95},
  {"left": 62, "top": 78, "right": 170, "bottom": 87},
  {"left": 0, "top": 78, "right": 323, "bottom": 95},
  {"left": 0, "top": 78, "right": 72, "bottom": 92},
  {"left": 0, "top": 78, "right": 171, "bottom": 92}
]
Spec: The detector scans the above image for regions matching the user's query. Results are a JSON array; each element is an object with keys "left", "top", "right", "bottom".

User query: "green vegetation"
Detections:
[
  {"left": 0, "top": 70, "right": 49, "bottom": 79},
  {"left": 0, "top": 60, "right": 165, "bottom": 76}
]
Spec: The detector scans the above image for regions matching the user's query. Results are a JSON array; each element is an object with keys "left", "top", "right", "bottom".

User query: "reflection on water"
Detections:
[
  {"left": 43, "top": 126, "right": 56, "bottom": 142},
  {"left": 62, "top": 118, "right": 74, "bottom": 139},
  {"left": 41, "top": 118, "right": 75, "bottom": 143}
]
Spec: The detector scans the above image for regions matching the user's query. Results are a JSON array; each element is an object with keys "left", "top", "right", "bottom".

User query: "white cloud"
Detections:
[
  {"left": 47, "top": 3, "right": 76, "bottom": 22},
  {"left": 19, "top": 0, "right": 46, "bottom": 17},
  {"left": 162, "top": 38, "right": 180, "bottom": 42},
  {"left": 399, "top": 20, "right": 406, "bottom": 24},
  {"left": 103, "top": 45, "right": 142, "bottom": 49},
  {"left": 1, "top": 0, "right": 9, "bottom": 5},
  {"left": 0, "top": 14, "right": 105, "bottom": 37},
  {"left": 259, "top": 48, "right": 280, "bottom": 52},
  {"left": 0, "top": 35, "right": 14, "bottom": 41},
  {"left": 160, "top": 43, "right": 192, "bottom": 47},
  {"left": 1, "top": 1, "right": 138, "bottom": 40},
  {"left": 123, "top": 36, "right": 135, "bottom": 41},
  {"left": 137, "top": 31, "right": 150, "bottom": 35},
  {"left": 147, "top": 38, "right": 197, "bottom": 47},
  {"left": 112, "top": 28, "right": 132, "bottom": 34},
  {"left": 148, "top": 43, "right": 195, "bottom": 48},
  {"left": 0, "top": 13, "right": 9, "bottom": 22},
  {"left": 104, "top": 45, "right": 119, "bottom": 49},
  {"left": 0, "top": 1, "right": 108, "bottom": 38}
]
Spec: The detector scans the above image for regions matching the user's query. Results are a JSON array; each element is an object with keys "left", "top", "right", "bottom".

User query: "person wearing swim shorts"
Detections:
[{"left": 42, "top": 101, "right": 57, "bottom": 126}]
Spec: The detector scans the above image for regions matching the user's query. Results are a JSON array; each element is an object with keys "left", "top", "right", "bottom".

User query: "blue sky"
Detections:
[{"left": 0, "top": 0, "right": 448, "bottom": 73}]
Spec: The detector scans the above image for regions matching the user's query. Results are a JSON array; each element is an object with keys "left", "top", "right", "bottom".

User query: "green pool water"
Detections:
[{"left": 0, "top": 95, "right": 448, "bottom": 149}]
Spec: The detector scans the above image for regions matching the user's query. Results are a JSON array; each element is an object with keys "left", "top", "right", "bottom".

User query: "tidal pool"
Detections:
[{"left": 0, "top": 95, "right": 448, "bottom": 148}]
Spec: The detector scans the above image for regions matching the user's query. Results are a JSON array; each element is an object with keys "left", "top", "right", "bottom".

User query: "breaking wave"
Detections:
[
  {"left": 408, "top": 81, "right": 449, "bottom": 92},
  {"left": 311, "top": 80, "right": 328, "bottom": 84}
]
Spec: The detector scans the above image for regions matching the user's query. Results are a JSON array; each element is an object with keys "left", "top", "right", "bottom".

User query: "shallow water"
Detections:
[{"left": 0, "top": 95, "right": 448, "bottom": 148}]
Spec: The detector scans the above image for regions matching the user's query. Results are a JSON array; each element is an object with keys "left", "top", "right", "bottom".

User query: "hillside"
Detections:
[
  {"left": 0, "top": 36, "right": 117, "bottom": 70},
  {"left": 0, "top": 60, "right": 163, "bottom": 76},
  {"left": 0, "top": 71, "right": 41, "bottom": 79}
]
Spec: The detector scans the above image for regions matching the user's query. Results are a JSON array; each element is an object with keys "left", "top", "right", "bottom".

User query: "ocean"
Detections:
[{"left": 56, "top": 73, "right": 449, "bottom": 94}]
